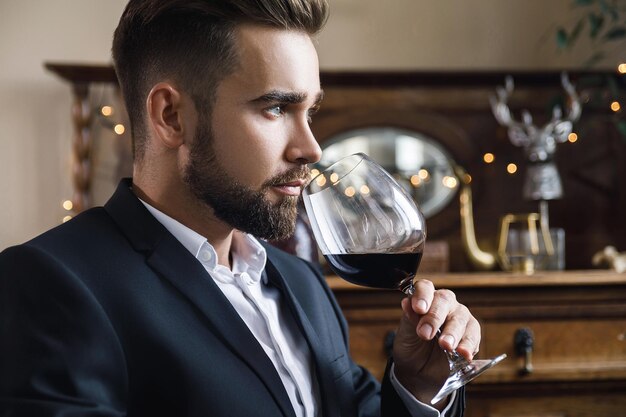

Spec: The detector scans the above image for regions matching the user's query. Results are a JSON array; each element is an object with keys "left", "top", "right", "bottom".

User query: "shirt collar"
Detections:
[
  {"left": 231, "top": 232, "right": 267, "bottom": 282},
  {"left": 138, "top": 199, "right": 267, "bottom": 283}
]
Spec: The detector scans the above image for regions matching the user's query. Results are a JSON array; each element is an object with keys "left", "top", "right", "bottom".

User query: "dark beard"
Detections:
[{"left": 183, "top": 119, "right": 309, "bottom": 241}]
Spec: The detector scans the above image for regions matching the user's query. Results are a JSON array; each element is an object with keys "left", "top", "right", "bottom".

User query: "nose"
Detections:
[{"left": 286, "top": 119, "right": 322, "bottom": 165}]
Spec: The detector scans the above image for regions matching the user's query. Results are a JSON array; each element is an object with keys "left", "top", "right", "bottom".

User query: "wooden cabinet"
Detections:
[{"left": 328, "top": 270, "right": 626, "bottom": 417}]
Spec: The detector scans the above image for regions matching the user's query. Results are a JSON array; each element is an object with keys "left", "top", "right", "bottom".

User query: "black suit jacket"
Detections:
[{"left": 0, "top": 179, "right": 464, "bottom": 416}]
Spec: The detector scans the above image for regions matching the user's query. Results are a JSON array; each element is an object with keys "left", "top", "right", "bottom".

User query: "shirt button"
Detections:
[{"left": 199, "top": 250, "right": 213, "bottom": 262}]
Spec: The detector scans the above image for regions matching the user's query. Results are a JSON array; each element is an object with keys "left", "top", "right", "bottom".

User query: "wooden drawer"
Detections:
[
  {"left": 478, "top": 318, "right": 626, "bottom": 384},
  {"left": 466, "top": 383, "right": 626, "bottom": 417},
  {"left": 340, "top": 311, "right": 626, "bottom": 383},
  {"left": 328, "top": 271, "right": 626, "bottom": 417}
]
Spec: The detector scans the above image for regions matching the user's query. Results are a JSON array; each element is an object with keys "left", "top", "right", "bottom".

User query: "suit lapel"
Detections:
[
  {"left": 264, "top": 256, "right": 343, "bottom": 417},
  {"left": 104, "top": 179, "right": 296, "bottom": 417}
]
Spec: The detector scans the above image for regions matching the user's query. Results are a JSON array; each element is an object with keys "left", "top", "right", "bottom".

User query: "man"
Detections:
[{"left": 0, "top": 1, "right": 480, "bottom": 416}]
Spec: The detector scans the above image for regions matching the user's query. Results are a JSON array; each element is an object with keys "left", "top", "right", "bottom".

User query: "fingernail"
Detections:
[
  {"left": 416, "top": 299, "right": 428, "bottom": 312},
  {"left": 441, "top": 334, "right": 455, "bottom": 347},
  {"left": 419, "top": 323, "right": 433, "bottom": 339}
]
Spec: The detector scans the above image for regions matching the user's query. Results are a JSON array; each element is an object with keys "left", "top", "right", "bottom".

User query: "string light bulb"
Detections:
[
  {"left": 114, "top": 124, "right": 126, "bottom": 135},
  {"left": 506, "top": 163, "right": 518, "bottom": 174},
  {"left": 610, "top": 101, "right": 621, "bottom": 112},
  {"left": 568, "top": 133, "right": 578, "bottom": 143},
  {"left": 442, "top": 176, "right": 458, "bottom": 189},
  {"left": 483, "top": 153, "right": 495, "bottom": 164},
  {"left": 101, "top": 106, "right": 113, "bottom": 117}
]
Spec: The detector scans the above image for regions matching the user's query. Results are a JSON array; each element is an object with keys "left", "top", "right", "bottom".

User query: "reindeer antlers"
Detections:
[{"left": 490, "top": 72, "right": 582, "bottom": 156}]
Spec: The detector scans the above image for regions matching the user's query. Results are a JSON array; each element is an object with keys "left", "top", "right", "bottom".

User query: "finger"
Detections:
[
  {"left": 455, "top": 317, "right": 482, "bottom": 360},
  {"left": 437, "top": 304, "right": 471, "bottom": 351},
  {"left": 416, "top": 288, "right": 456, "bottom": 341},
  {"left": 400, "top": 297, "right": 421, "bottom": 325},
  {"left": 410, "top": 279, "right": 435, "bottom": 315}
]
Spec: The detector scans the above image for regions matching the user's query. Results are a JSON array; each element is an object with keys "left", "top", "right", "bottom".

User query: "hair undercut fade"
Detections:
[{"left": 112, "top": 0, "right": 329, "bottom": 161}]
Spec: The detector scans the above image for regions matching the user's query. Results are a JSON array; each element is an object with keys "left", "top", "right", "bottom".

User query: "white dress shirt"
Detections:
[{"left": 140, "top": 200, "right": 455, "bottom": 417}]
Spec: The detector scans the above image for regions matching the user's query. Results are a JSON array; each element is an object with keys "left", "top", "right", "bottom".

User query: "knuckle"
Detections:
[
  {"left": 457, "top": 304, "right": 471, "bottom": 317},
  {"left": 425, "top": 305, "right": 445, "bottom": 323},
  {"left": 415, "top": 278, "right": 434, "bottom": 290},
  {"left": 447, "top": 314, "right": 466, "bottom": 328},
  {"left": 435, "top": 288, "right": 456, "bottom": 303}
]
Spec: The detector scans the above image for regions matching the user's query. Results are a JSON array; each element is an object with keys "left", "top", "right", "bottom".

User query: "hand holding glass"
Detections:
[{"left": 303, "top": 153, "right": 506, "bottom": 404}]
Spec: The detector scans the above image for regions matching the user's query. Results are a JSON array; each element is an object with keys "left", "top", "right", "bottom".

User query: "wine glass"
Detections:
[{"left": 302, "top": 153, "right": 506, "bottom": 405}]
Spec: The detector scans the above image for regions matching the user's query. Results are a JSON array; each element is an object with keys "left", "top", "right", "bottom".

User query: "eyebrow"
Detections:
[{"left": 252, "top": 89, "right": 324, "bottom": 106}]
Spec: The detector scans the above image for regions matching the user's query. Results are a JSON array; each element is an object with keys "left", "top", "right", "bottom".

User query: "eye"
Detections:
[{"left": 266, "top": 105, "right": 284, "bottom": 118}]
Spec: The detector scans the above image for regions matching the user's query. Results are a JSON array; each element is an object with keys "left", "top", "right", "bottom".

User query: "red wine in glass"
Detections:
[{"left": 324, "top": 252, "right": 422, "bottom": 292}]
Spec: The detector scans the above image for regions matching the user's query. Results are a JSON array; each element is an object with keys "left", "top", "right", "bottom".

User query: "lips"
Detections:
[{"left": 272, "top": 179, "right": 306, "bottom": 196}]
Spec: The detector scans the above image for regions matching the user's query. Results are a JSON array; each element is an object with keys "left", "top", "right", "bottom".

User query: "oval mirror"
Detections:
[{"left": 316, "top": 127, "right": 458, "bottom": 218}]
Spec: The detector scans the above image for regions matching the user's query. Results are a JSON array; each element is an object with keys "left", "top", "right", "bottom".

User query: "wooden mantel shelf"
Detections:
[
  {"left": 44, "top": 61, "right": 623, "bottom": 87},
  {"left": 45, "top": 62, "right": 117, "bottom": 84},
  {"left": 327, "top": 269, "right": 626, "bottom": 291}
]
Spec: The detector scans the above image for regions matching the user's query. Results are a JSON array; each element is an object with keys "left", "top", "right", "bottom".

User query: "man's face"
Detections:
[{"left": 184, "top": 24, "right": 323, "bottom": 240}]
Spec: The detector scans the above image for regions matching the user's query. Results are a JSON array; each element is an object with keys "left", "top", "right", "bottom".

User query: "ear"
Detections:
[{"left": 146, "top": 82, "right": 187, "bottom": 149}]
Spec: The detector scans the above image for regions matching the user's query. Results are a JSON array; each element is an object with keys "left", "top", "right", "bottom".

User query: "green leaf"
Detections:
[
  {"left": 557, "top": 28, "right": 570, "bottom": 48},
  {"left": 603, "top": 26, "right": 626, "bottom": 40},
  {"left": 588, "top": 13, "right": 605, "bottom": 38},
  {"left": 599, "top": 0, "right": 619, "bottom": 20}
]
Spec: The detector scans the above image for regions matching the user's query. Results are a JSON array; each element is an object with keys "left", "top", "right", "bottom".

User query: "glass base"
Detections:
[{"left": 431, "top": 353, "right": 507, "bottom": 405}]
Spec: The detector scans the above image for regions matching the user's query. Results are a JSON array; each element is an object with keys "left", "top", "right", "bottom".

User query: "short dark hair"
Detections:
[{"left": 112, "top": 0, "right": 329, "bottom": 161}]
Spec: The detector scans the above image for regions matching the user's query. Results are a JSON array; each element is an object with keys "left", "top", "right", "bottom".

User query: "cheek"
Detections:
[{"left": 212, "top": 122, "right": 282, "bottom": 187}]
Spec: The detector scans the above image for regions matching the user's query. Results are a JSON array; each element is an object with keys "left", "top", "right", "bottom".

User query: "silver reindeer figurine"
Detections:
[{"left": 490, "top": 73, "right": 582, "bottom": 201}]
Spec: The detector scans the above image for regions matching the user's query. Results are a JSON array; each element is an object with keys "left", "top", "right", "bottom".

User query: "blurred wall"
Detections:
[
  {"left": 0, "top": 0, "right": 621, "bottom": 249},
  {"left": 0, "top": 0, "right": 127, "bottom": 249}
]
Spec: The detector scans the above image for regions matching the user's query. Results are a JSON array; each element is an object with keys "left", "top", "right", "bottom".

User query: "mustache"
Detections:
[{"left": 264, "top": 166, "right": 311, "bottom": 187}]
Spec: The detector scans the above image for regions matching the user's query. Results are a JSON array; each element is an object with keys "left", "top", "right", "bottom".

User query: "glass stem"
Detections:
[
  {"left": 403, "top": 281, "right": 472, "bottom": 373},
  {"left": 400, "top": 276, "right": 416, "bottom": 296},
  {"left": 434, "top": 330, "right": 471, "bottom": 372}
]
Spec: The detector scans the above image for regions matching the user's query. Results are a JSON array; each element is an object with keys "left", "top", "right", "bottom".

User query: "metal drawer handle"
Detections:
[{"left": 514, "top": 327, "right": 534, "bottom": 375}]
